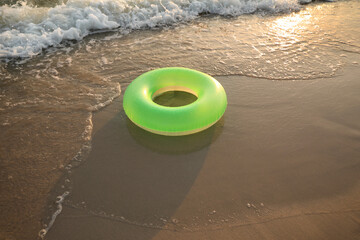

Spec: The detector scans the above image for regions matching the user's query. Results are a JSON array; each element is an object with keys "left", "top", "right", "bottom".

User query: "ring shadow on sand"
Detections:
[{"left": 45, "top": 108, "right": 224, "bottom": 240}]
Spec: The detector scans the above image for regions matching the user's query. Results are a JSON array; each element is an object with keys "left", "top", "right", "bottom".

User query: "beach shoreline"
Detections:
[{"left": 1, "top": 1, "right": 360, "bottom": 239}]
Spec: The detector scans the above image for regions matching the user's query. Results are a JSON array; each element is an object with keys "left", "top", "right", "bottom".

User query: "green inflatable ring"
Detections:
[{"left": 123, "top": 67, "right": 227, "bottom": 136}]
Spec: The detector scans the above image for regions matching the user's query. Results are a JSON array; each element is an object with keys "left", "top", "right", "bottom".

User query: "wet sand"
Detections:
[
  {"left": 45, "top": 66, "right": 360, "bottom": 240},
  {"left": 1, "top": 1, "right": 360, "bottom": 239},
  {"left": 0, "top": 112, "right": 86, "bottom": 240}
]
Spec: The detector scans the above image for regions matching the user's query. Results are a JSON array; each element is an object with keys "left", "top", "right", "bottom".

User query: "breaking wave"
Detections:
[{"left": 0, "top": 0, "right": 301, "bottom": 58}]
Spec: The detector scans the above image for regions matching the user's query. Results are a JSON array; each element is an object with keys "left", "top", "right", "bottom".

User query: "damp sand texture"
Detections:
[{"left": 1, "top": 0, "right": 360, "bottom": 239}]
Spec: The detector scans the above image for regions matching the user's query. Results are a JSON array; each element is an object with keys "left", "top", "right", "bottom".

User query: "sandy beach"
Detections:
[
  {"left": 1, "top": 0, "right": 360, "bottom": 239},
  {"left": 44, "top": 67, "right": 360, "bottom": 240}
]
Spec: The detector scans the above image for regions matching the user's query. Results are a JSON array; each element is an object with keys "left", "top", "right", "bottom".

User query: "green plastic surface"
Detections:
[{"left": 123, "top": 67, "right": 227, "bottom": 136}]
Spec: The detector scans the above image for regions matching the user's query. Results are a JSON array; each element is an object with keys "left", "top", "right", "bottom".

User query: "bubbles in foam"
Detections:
[{"left": 39, "top": 191, "right": 69, "bottom": 239}]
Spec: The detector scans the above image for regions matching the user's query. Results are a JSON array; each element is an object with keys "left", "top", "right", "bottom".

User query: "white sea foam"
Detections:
[{"left": 0, "top": 0, "right": 301, "bottom": 58}]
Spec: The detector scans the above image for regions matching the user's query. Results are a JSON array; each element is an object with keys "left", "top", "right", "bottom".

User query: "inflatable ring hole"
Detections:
[{"left": 152, "top": 87, "right": 198, "bottom": 107}]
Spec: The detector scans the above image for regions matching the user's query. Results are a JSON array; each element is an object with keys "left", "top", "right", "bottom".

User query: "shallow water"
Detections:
[
  {"left": 1, "top": 0, "right": 359, "bottom": 141},
  {"left": 1, "top": 0, "right": 360, "bottom": 239}
]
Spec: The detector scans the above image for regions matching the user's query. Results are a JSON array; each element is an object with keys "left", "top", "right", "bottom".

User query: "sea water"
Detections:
[{"left": 0, "top": 0, "right": 360, "bottom": 238}]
